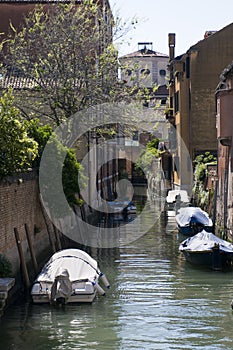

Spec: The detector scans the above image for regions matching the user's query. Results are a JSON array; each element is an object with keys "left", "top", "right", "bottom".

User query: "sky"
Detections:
[{"left": 109, "top": 0, "right": 233, "bottom": 57}]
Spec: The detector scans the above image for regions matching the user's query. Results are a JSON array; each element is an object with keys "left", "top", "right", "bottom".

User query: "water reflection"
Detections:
[{"left": 1, "top": 197, "right": 233, "bottom": 350}]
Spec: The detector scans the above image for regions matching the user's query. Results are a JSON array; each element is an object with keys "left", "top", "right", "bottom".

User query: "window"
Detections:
[
  {"left": 159, "top": 69, "right": 166, "bottom": 76},
  {"left": 160, "top": 98, "right": 167, "bottom": 105},
  {"left": 174, "top": 91, "right": 179, "bottom": 113},
  {"left": 126, "top": 69, "right": 132, "bottom": 76},
  {"left": 185, "top": 57, "right": 190, "bottom": 79},
  {"left": 141, "top": 68, "right": 150, "bottom": 75}
]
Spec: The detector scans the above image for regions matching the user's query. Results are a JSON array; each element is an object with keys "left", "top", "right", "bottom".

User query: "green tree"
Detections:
[
  {"left": 25, "top": 118, "right": 53, "bottom": 167},
  {"left": 1, "top": 1, "right": 130, "bottom": 126},
  {"left": 26, "top": 118, "right": 85, "bottom": 208},
  {"left": 0, "top": 91, "right": 38, "bottom": 178},
  {"left": 62, "top": 149, "right": 85, "bottom": 207},
  {"left": 135, "top": 137, "right": 161, "bottom": 175}
]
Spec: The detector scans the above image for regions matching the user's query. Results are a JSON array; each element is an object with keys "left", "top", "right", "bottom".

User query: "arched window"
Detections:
[
  {"left": 159, "top": 69, "right": 166, "bottom": 76},
  {"left": 141, "top": 68, "right": 150, "bottom": 75}
]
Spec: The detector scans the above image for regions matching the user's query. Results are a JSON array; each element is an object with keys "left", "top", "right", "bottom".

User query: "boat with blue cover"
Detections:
[
  {"left": 175, "top": 206, "right": 213, "bottom": 236},
  {"left": 179, "top": 230, "right": 233, "bottom": 270}
]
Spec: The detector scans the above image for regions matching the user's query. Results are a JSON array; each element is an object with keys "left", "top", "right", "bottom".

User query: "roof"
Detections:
[
  {"left": 155, "top": 84, "right": 169, "bottom": 96},
  {"left": 0, "top": 75, "right": 37, "bottom": 89},
  {"left": 188, "top": 22, "right": 233, "bottom": 53},
  {"left": 120, "top": 47, "right": 168, "bottom": 59},
  {"left": 220, "top": 61, "right": 233, "bottom": 81},
  {"left": 171, "top": 23, "right": 233, "bottom": 60}
]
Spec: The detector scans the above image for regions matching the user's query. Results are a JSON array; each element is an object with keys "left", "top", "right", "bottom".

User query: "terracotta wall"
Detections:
[{"left": 0, "top": 172, "right": 52, "bottom": 275}]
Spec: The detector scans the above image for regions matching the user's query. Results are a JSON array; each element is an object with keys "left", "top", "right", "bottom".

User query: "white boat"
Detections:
[
  {"left": 165, "top": 190, "right": 190, "bottom": 217},
  {"left": 31, "top": 248, "right": 110, "bottom": 304}
]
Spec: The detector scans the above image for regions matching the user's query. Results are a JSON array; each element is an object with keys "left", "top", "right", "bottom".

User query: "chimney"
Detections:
[
  {"left": 168, "top": 33, "right": 175, "bottom": 61},
  {"left": 204, "top": 30, "right": 217, "bottom": 39}
]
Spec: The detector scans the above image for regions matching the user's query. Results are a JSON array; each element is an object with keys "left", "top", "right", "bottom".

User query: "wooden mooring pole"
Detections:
[
  {"left": 24, "top": 223, "right": 38, "bottom": 274},
  {"left": 53, "top": 224, "right": 62, "bottom": 251},
  {"left": 39, "top": 194, "right": 56, "bottom": 254},
  {"left": 14, "top": 227, "right": 30, "bottom": 289}
]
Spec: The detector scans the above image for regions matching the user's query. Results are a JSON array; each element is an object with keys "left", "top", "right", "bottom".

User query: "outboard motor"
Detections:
[{"left": 50, "top": 268, "right": 72, "bottom": 305}]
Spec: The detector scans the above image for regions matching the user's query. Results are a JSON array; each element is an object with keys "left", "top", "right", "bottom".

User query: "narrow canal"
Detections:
[{"left": 1, "top": 195, "right": 233, "bottom": 350}]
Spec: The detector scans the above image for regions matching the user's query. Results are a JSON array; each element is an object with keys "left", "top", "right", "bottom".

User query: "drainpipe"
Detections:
[
  {"left": 212, "top": 141, "right": 218, "bottom": 234},
  {"left": 218, "top": 137, "right": 231, "bottom": 238},
  {"left": 223, "top": 143, "right": 230, "bottom": 239}
]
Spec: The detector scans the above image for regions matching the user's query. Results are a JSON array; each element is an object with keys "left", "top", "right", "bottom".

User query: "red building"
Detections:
[{"left": 216, "top": 61, "right": 233, "bottom": 238}]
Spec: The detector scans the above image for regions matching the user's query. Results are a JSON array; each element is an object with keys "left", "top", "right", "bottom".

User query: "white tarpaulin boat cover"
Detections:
[
  {"left": 176, "top": 207, "right": 213, "bottom": 227},
  {"left": 166, "top": 190, "right": 190, "bottom": 203},
  {"left": 36, "top": 249, "right": 99, "bottom": 283},
  {"left": 179, "top": 230, "right": 233, "bottom": 253}
]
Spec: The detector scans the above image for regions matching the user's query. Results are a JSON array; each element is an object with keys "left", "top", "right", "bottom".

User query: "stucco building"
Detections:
[
  {"left": 167, "top": 23, "right": 233, "bottom": 192},
  {"left": 119, "top": 43, "right": 170, "bottom": 186},
  {"left": 216, "top": 61, "right": 233, "bottom": 238}
]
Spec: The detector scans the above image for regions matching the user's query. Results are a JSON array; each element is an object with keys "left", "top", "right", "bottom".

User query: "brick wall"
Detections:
[{"left": 0, "top": 172, "right": 53, "bottom": 276}]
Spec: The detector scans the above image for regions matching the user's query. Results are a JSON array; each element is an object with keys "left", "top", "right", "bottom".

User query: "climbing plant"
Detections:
[
  {"left": 0, "top": 91, "right": 38, "bottom": 178},
  {"left": 192, "top": 151, "right": 216, "bottom": 210},
  {"left": 135, "top": 137, "right": 161, "bottom": 175}
]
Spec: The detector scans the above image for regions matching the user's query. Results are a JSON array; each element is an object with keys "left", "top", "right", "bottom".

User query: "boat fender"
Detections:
[
  {"left": 99, "top": 272, "right": 110, "bottom": 288},
  {"left": 92, "top": 281, "right": 106, "bottom": 296}
]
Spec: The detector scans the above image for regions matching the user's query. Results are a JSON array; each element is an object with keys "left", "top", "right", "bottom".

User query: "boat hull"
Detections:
[
  {"left": 181, "top": 250, "right": 233, "bottom": 270},
  {"left": 176, "top": 207, "right": 213, "bottom": 236},
  {"left": 177, "top": 224, "right": 212, "bottom": 236},
  {"left": 179, "top": 230, "right": 233, "bottom": 270},
  {"left": 31, "top": 280, "right": 97, "bottom": 304},
  {"left": 31, "top": 292, "right": 97, "bottom": 304}
]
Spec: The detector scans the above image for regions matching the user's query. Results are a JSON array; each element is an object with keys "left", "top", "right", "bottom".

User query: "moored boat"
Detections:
[
  {"left": 179, "top": 230, "right": 233, "bottom": 270},
  {"left": 107, "top": 200, "right": 136, "bottom": 220},
  {"left": 165, "top": 189, "right": 190, "bottom": 217},
  {"left": 31, "top": 248, "right": 110, "bottom": 304},
  {"left": 175, "top": 206, "right": 213, "bottom": 236}
]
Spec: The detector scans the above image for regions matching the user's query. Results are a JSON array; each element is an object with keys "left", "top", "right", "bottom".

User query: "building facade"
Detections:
[
  {"left": 216, "top": 61, "right": 233, "bottom": 238},
  {"left": 167, "top": 23, "right": 233, "bottom": 192},
  {"left": 118, "top": 43, "right": 171, "bottom": 193}
]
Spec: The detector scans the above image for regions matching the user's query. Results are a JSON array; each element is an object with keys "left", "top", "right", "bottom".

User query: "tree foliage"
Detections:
[
  {"left": 25, "top": 118, "right": 53, "bottom": 167},
  {"left": 1, "top": 0, "right": 123, "bottom": 125},
  {"left": 62, "top": 149, "right": 85, "bottom": 207},
  {"left": 0, "top": 92, "right": 83, "bottom": 207},
  {"left": 39, "top": 133, "right": 85, "bottom": 214},
  {"left": 1, "top": 1, "right": 156, "bottom": 127},
  {"left": 193, "top": 151, "right": 217, "bottom": 209},
  {"left": 26, "top": 119, "right": 85, "bottom": 207},
  {"left": 135, "top": 137, "right": 161, "bottom": 175},
  {"left": 0, "top": 90, "right": 38, "bottom": 178}
]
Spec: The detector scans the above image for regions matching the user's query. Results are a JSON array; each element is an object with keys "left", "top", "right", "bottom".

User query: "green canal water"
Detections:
[{"left": 1, "top": 201, "right": 233, "bottom": 350}]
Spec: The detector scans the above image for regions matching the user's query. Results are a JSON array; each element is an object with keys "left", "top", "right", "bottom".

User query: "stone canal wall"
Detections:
[{"left": 0, "top": 171, "right": 56, "bottom": 286}]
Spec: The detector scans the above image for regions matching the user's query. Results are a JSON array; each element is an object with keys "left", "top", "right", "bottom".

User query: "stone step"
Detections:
[{"left": 0, "top": 278, "right": 15, "bottom": 292}]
